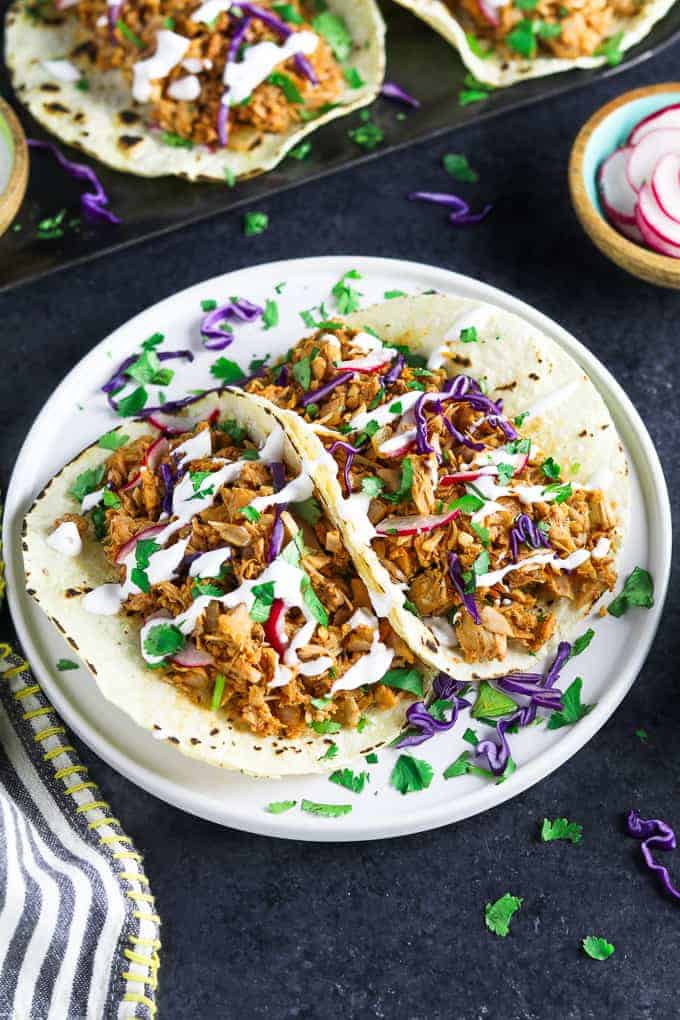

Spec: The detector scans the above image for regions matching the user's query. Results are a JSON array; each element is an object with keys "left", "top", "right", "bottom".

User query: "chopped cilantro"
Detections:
[
  {"left": 301, "top": 575, "right": 328, "bottom": 626},
  {"left": 390, "top": 754, "right": 434, "bottom": 795},
  {"left": 570, "top": 628, "right": 594, "bottom": 658},
  {"left": 383, "top": 457, "right": 414, "bottom": 504},
  {"left": 635, "top": 728, "right": 649, "bottom": 743},
  {"left": 595, "top": 30, "right": 624, "bottom": 66},
  {"left": 514, "top": 411, "right": 529, "bottom": 427},
  {"left": 607, "top": 567, "right": 654, "bottom": 617},
  {"left": 301, "top": 799, "right": 352, "bottom": 817},
  {"left": 37, "top": 208, "right": 67, "bottom": 240},
  {"left": 310, "top": 719, "right": 342, "bottom": 735},
  {"left": 546, "top": 677, "right": 593, "bottom": 730},
  {"left": 541, "top": 457, "right": 561, "bottom": 480},
  {"left": 56, "top": 658, "right": 79, "bottom": 671},
  {"left": 273, "top": 2, "right": 303, "bottom": 23},
  {"left": 218, "top": 418, "right": 247, "bottom": 444},
  {"left": 142, "top": 332, "right": 164, "bottom": 350},
  {"left": 349, "top": 110, "right": 383, "bottom": 150},
  {"left": 143, "top": 623, "right": 185, "bottom": 659},
  {"left": 312, "top": 11, "right": 352, "bottom": 60},
  {"left": 224, "top": 167, "right": 236, "bottom": 187},
  {"left": 292, "top": 354, "right": 314, "bottom": 390},
  {"left": 485, "top": 893, "right": 523, "bottom": 937},
  {"left": 541, "top": 817, "right": 583, "bottom": 844},
  {"left": 201, "top": 298, "right": 217, "bottom": 312},
  {"left": 384, "top": 290, "right": 406, "bottom": 299},
  {"left": 443, "top": 153, "right": 478, "bottom": 183},
  {"left": 357, "top": 716, "right": 369, "bottom": 733},
  {"left": 102, "top": 490, "right": 121, "bottom": 509},
  {"left": 443, "top": 750, "right": 473, "bottom": 779},
  {"left": 361, "top": 475, "right": 384, "bottom": 498},
  {"left": 380, "top": 667, "right": 424, "bottom": 698},
  {"left": 191, "top": 579, "right": 224, "bottom": 599},
  {"left": 332, "top": 269, "right": 362, "bottom": 314},
  {"left": 266, "top": 799, "right": 297, "bottom": 813},
  {"left": 365, "top": 752, "right": 378, "bottom": 764},
  {"left": 460, "top": 325, "right": 478, "bottom": 343},
  {"left": 582, "top": 936, "right": 615, "bottom": 960},
  {"left": 507, "top": 18, "right": 537, "bottom": 57},
  {"left": 116, "top": 386, "right": 148, "bottom": 417},
  {"left": 160, "top": 131, "right": 193, "bottom": 149},
  {"left": 98, "top": 430, "right": 129, "bottom": 451},
  {"left": 68, "top": 463, "right": 106, "bottom": 504},
  {"left": 127, "top": 349, "right": 171, "bottom": 386},
  {"left": 343, "top": 66, "right": 365, "bottom": 89},
  {"left": 472, "top": 681, "right": 517, "bottom": 720},
  {"left": 244, "top": 211, "right": 269, "bottom": 236},
  {"left": 318, "top": 742, "right": 339, "bottom": 761},
  {"left": 289, "top": 140, "right": 312, "bottom": 160},
  {"left": 250, "top": 581, "right": 275, "bottom": 622},
  {"left": 329, "top": 768, "right": 368, "bottom": 794},
  {"left": 267, "top": 71, "right": 303, "bottom": 102},
  {"left": 543, "top": 481, "right": 572, "bottom": 503},
  {"left": 211, "top": 358, "right": 246, "bottom": 384},
  {"left": 262, "top": 299, "right": 279, "bottom": 330},
  {"left": 463, "top": 727, "right": 479, "bottom": 746},
  {"left": 211, "top": 673, "right": 226, "bottom": 712},
  {"left": 116, "top": 18, "right": 144, "bottom": 47},
  {"left": 291, "top": 496, "right": 322, "bottom": 525},
  {"left": 465, "top": 32, "right": 494, "bottom": 58}
]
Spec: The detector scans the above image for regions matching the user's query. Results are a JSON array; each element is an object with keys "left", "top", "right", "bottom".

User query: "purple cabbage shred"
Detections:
[
  {"left": 300, "top": 373, "right": 352, "bottom": 407},
  {"left": 509, "top": 513, "right": 550, "bottom": 562},
  {"left": 396, "top": 673, "right": 471, "bottom": 748},
  {"left": 266, "top": 461, "right": 287, "bottom": 563},
  {"left": 381, "top": 81, "right": 420, "bottom": 108},
  {"left": 448, "top": 552, "right": 480, "bottom": 624},
  {"left": 102, "top": 349, "right": 193, "bottom": 411},
  {"left": 328, "top": 440, "right": 360, "bottom": 497},
  {"left": 626, "top": 810, "right": 680, "bottom": 902},
  {"left": 200, "top": 297, "right": 263, "bottom": 350},
  {"left": 382, "top": 353, "right": 405, "bottom": 388},
  {"left": 28, "top": 138, "right": 121, "bottom": 224}
]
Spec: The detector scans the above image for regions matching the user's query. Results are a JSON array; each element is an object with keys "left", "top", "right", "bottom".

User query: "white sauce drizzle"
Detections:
[
  {"left": 249, "top": 472, "right": 314, "bottom": 514},
  {"left": 591, "top": 536, "right": 611, "bottom": 559},
  {"left": 173, "top": 429, "right": 212, "bottom": 467},
  {"left": 330, "top": 609, "right": 394, "bottom": 693},
  {"left": 81, "top": 488, "right": 105, "bottom": 512},
  {"left": 167, "top": 75, "right": 201, "bottom": 101},
  {"left": 132, "top": 30, "right": 191, "bottom": 104},
  {"left": 427, "top": 306, "right": 491, "bottom": 370},
  {"left": 349, "top": 390, "right": 421, "bottom": 432},
  {"left": 296, "top": 656, "right": 334, "bottom": 677},
  {"left": 222, "top": 32, "right": 318, "bottom": 106},
  {"left": 475, "top": 547, "right": 591, "bottom": 589},
  {"left": 191, "top": 0, "right": 232, "bottom": 23},
  {"left": 46, "top": 522, "right": 82, "bottom": 558},
  {"left": 42, "top": 59, "right": 81, "bottom": 83},
  {"left": 189, "top": 547, "right": 232, "bottom": 578}
]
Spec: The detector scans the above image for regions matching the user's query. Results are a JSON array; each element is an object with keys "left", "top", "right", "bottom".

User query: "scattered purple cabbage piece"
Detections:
[
  {"left": 626, "top": 810, "right": 680, "bottom": 902},
  {"left": 408, "top": 190, "right": 492, "bottom": 230},
  {"left": 450, "top": 204, "right": 493, "bottom": 226},
  {"left": 267, "top": 461, "right": 287, "bottom": 563},
  {"left": 300, "top": 372, "right": 352, "bottom": 407},
  {"left": 381, "top": 81, "right": 420, "bottom": 108},
  {"left": 448, "top": 552, "right": 480, "bottom": 624},
  {"left": 396, "top": 673, "right": 471, "bottom": 748},
  {"left": 28, "top": 138, "right": 121, "bottom": 225},
  {"left": 200, "top": 297, "right": 263, "bottom": 350},
  {"left": 328, "top": 439, "right": 360, "bottom": 496},
  {"left": 160, "top": 462, "right": 175, "bottom": 517},
  {"left": 510, "top": 513, "right": 551, "bottom": 562},
  {"left": 102, "top": 349, "right": 194, "bottom": 411},
  {"left": 276, "top": 364, "right": 289, "bottom": 386},
  {"left": 139, "top": 387, "right": 225, "bottom": 418},
  {"left": 382, "top": 353, "right": 405, "bottom": 388},
  {"left": 294, "top": 51, "right": 318, "bottom": 85}
]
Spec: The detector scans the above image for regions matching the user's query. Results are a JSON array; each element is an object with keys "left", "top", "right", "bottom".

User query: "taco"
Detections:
[
  {"left": 246, "top": 293, "right": 629, "bottom": 682},
  {"left": 5, "top": 0, "right": 384, "bottom": 180},
  {"left": 22, "top": 390, "right": 428, "bottom": 776},
  {"left": 392, "top": 0, "right": 674, "bottom": 87}
]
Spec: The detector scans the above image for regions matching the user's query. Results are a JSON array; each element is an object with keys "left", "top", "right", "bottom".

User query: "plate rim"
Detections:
[{"left": 3, "top": 254, "right": 672, "bottom": 841}]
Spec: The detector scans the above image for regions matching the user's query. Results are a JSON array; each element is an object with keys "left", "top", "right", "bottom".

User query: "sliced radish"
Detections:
[
  {"left": 143, "top": 436, "right": 169, "bottom": 472},
  {"left": 170, "top": 642, "right": 214, "bottom": 668},
  {"left": 635, "top": 202, "right": 680, "bottom": 257},
  {"left": 122, "top": 471, "right": 141, "bottom": 492},
  {"left": 115, "top": 523, "right": 167, "bottom": 564},
  {"left": 638, "top": 181, "right": 680, "bottom": 247},
  {"left": 598, "top": 147, "right": 637, "bottom": 224},
  {"left": 651, "top": 152, "right": 680, "bottom": 223},
  {"left": 439, "top": 466, "right": 497, "bottom": 485},
  {"left": 629, "top": 102, "right": 680, "bottom": 146},
  {"left": 377, "top": 427, "right": 418, "bottom": 458},
  {"left": 336, "top": 352, "right": 392, "bottom": 374},
  {"left": 626, "top": 128, "right": 680, "bottom": 192},
  {"left": 617, "top": 219, "right": 645, "bottom": 244},
  {"left": 375, "top": 508, "right": 460, "bottom": 537},
  {"left": 147, "top": 408, "right": 218, "bottom": 435},
  {"left": 478, "top": 0, "right": 500, "bottom": 25},
  {"left": 263, "top": 598, "right": 288, "bottom": 657}
]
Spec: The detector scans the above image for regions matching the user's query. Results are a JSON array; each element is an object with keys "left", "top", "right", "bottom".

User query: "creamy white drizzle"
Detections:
[
  {"left": 377, "top": 426, "right": 418, "bottom": 457},
  {"left": 222, "top": 32, "right": 318, "bottom": 106},
  {"left": 475, "top": 547, "right": 591, "bottom": 589},
  {"left": 330, "top": 609, "right": 394, "bottom": 693},
  {"left": 349, "top": 390, "right": 421, "bottom": 432},
  {"left": 350, "top": 331, "right": 385, "bottom": 353},
  {"left": 173, "top": 429, "right": 212, "bottom": 467},
  {"left": 83, "top": 583, "right": 123, "bottom": 616},
  {"left": 42, "top": 59, "right": 81, "bottom": 83},
  {"left": 189, "top": 546, "right": 232, "bottom": 578},
  {"left": 296, "top": 656, "right": 334, "bottom": 677},
  {"left": 341, "top": 490, "right": 376, "bottom": 545},
  {"left": 81, "top": 488, "right": 105, "bottom": 512},
  {"left": 132, "top": 30, "right": 190, "bottom": 103},
  {"left": 257, "top": 424, "right": 285, "bottom": 465},
  {"left": 427, "top": 306, "right": 491, "bottom": 370},
  {"left": 167, "top": 75, "right": 201, "bottom": 101},
  {"left": 191, "top": 0, "right": 232, "bottom": 23},
  {"left": 591, "top": 536, "right": 611, "bottom": 559},
  {"left": 249, "top": 472, "right": 314, "bottom": 514},
  {"left": 46, "top": 521, "right": 82, "bottom": 558}
]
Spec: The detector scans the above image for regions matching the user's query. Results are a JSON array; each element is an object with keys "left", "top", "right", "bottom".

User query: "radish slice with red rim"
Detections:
[
  {"left": 336, "top": 352, "right": 392, "bottom": 374},
  {"left": 598, "top": 147, "right": 637, "bottom": 223},
  {"left": 478, "top": 0, "right": 500, "bottom": 26},
  {"left": 375, "top": 508, "right": 460, "bottom": 537},
  {"left": 115, "top": 523, "right": 167, "bottom": 564},
  {"left": 263, "top": 598, "right": 288, "bottom": 657},
  {"left": 651, "top": 152, "right": 680, "bottom": 224},
  {"left": 628, "top": 102, "right": 680, "bottom": 147},
  {"left": 171, "top": 642, "right": 214, "bottom": 668},
  {"left": 635, "top": 201, "right": 680, "bottom": 257},
  {"left": 638, "top": 181, "right": 680, "bottom": 247},
  {"left": 626, "top": 128, "right": 680, "bottom": 193}
]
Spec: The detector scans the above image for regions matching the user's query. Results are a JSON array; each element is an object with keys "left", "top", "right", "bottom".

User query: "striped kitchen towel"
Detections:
[{"left": 0, "top": 642, "right": 161, "bottom": 1019}]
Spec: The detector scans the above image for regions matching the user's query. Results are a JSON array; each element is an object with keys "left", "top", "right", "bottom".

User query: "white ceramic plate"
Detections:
[{"left": 4, "top": 257, "right": 671, "bottom": 841}]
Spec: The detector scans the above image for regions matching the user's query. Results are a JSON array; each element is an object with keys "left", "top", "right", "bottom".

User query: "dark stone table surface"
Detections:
[{"left": 2, "top": 44, "right": 679, "bottom": 1020}]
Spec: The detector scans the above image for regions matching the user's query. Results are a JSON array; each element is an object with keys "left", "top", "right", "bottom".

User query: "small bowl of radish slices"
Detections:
[{"left": 569, "top": 83, "right": 680, "bottom": 289}]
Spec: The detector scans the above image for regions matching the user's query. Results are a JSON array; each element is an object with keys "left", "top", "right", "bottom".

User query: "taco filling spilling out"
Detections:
[
  {"left": 49, "top": 414, "right": 420, "bottom": 741},
  {"left": 247, "top": 318, "right": 621, "bottom": 666}
]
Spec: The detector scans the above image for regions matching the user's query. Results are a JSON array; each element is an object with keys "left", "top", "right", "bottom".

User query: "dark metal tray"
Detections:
[{"left": 2, "top": 0, "right": 679, "bottom": 292}]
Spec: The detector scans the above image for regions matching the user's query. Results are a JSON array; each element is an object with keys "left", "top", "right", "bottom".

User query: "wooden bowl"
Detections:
[
  {"left": 569, "top": 83, "right": 680, "bottom": 289},
  {"left": 0, "top": 97, "right": 28, "bottom": 238}
]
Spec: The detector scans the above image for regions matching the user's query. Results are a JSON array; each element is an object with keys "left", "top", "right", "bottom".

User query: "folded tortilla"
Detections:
[
  {"left": 267, "top": 293, "right": 629, "bottom": 683},
  {"left": 23, "top": 389, "right": 422, "bottom": 776},
  {"left": 393, "top": 0, "right": 675, "bottom": 87},
  {"left": 5, "top": 0, "right": 384, "bottom": 180}
]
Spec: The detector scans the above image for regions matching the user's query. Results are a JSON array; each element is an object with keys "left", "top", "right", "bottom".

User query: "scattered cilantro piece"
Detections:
[
  {"left": 312, "top": 11, "right": 352, "bottom": 60},
  {"left": 349, "top": 110, "right": 383, "bottom": 150},
  {"left": 332, "top": 269, "right": 362, "bottom": 314},
  {"left": 289, "top": 140, "right": 312, "bottom": 160},
  {"left": 380, "top": 667, "right": 424, "bottom": 698},
  {"left": 218, "top": 418, "right": 247, "bottom": 444},
  {"left": 103, "top": 490, "right": 121, "bottom": 509},
  {"left": 514, "top": 411, "right": 529, "bottom": 427},
  {"left": 273, "top": 2, "right": 303, "bottom": 23},
  {"left": 443, "top": 153, "right": 478, "bottom": 183},
  {"left": 250, "top": 581, "right": 275, "bottom": 623},
  {"left": 541, "top": 456, "right": 561, "bottom": 480},
  {"left": 485, "top": 893, "right": 523, "bottom": 937},
  {"left": 310, "top": 719, "right": 342, "bottom": 735},
  {"left": 292, "top": 353, "right": 314, "bottom": 390},
  {"left": 635, "top": 728, "right": 649, "bottom": 743},
  {"left": 142, "top": 332, "right": 164, "bottom": 350},
  {"left": 472, "top": 681, "right": 517, "bottom": 720},
  {"left": 506, "top": 18, "right": 537, "bottom": 57},
  {"left": 357, "top": 716, "right": 369, "bottom": 733},
  {"left": 160, "top": 131, "right": 193, "bottom": 149},
  {"left": 224, "top": 167, "right": 236, "bottom": 187},
  {"left": 98, "top": 430, "right": 129, "bottom": 451},
  {"left": 582, "top": 936, "right": 615, "bottom": 960},
  {"left": 116, "top": 386, "right": 148, "bottom": 417},
  {"left": 383, "top": 457, "right": 413, "bottom": 504},
  {"left": 608, "top": 567, "right": 654, "bottom": 617},
  {"left": 37, "top": 209, "right": 67, "bottom": 240},
  {"left": 68, "top": 463, "right": 106, "bottom": 504},
  {"left": 390, "top": 754, "right": 434, "bottom": 795},
  {"left": 266, "top": 799, "right": 297, "bottom": 813},
  {"left": 595, "top": 30, "right": 624, "bottom": 66},
  {"left": 460, "top": 326, "right": 478, "bottom": 343},
  {"left": 116, "top": 18, "right": 144, "bottom": 47},
  {"left": 463, "top": 727, "right": 479, "bottom": 746},
  {"left": 361, "top": 475, "right": 384, "bottom": 498},
  {"left": 570, "top": 628, "right": 594, "bottom": 658},
  {"left": 143, "top": 623, "right": 185, "bottom": 659},
  {"left": 465, "top": 32, "right": 494, "bottom": 58},
  {"left": 365, "top": 752, "right": 378, "bottom": 764},
  {"left": 384, "top": 289, "right": 406, "bottom": 299},
  {"left": 210, "top": 673, "right": 226, "bottom": 712},
  {"left": 343, "top": 66, "right": 365, "bottom": 89},
  {"left": 543, "top": 481, "right": 572, "bottom": 503},
  {"left": 301, "top": 575, "right": 328, "bottom": 626},
  {"left": 449, "top": 493, "right": 484, "bottom": 514},
  {"left": 262, "top": 298, "right": 279, "bottom": 331},
  {"left": 201, "top": 298, "right": 217, "bottom": 312},
  {"left": 547, "top": 677, "right": 593, "bottom": 730},
  {"left": 211, "top": 358, "right": 246, "bottom": 384},
  {"left": 267, "top": 71, "right": 303, "bottom": 103},
  {"left": 56, "top": 659, "right": 78, "bottom": 671},
  {"left": 244, "top": 211, "right": 269, "bottom": 236},
  {"left": 443, "top": 750, "right": 473, "bottom": 779},
  {"left": 330, "top": 768, "right": 368, "bottom": 794},
  {"left": 318, "top": 742, "right": 339, "bottom": 761},
  {"left": 301, "top": 799, "right": 352, "bottom": 817},
  {"left": 191, "top": 579, "right": 224, "bottom": 599},
  {"left": 291, "top": 496, "right": 322, "bottom": 526},
  {"left": 541, "top": 817, "right": 583, "bottom": 844}
]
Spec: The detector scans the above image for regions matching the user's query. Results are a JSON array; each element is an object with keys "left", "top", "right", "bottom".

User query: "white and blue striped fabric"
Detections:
[{"left": 0, "top": 642, "right": 161, "bottom": 1019}]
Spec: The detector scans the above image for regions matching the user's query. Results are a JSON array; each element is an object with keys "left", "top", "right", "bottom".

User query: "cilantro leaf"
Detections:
[
  {"left": 546, "top": 677, "right": 593, "bottom": 730},
  {"left": 266, "top": 800, "right": 297, "bottom": 813},
  {"left": 383, "top": 457, "right": 414, "bottom": 504},
  {"left": 361, "top": 475, "right": 384, "bottom": 498},
  {"left": 332, "top": 269, "right": 362, "bottom": 315},
  {"left": 300, "top": 574, "right": 328, "bottom": 626},
  {"left": 291, "top": 496, "right": 322, "bottom": 525},
  {"left": 292, "top": 355, "right": 313, "bottom": 391},
  {"left": 607, "top": 567, "right": 654, "bottom": 617},
  {"left": 541, "top": 817, "right": 583, "bottom": 844},
  {"left": 443, "top": 750, "right": 473, "bottom": 779},
  {"left": 116, "top": 386, "right": 148, "bottom": 417},
  {"left": 541, "top": 456, "right": 561, "bottom": 480},
  {"left": 98, "top": 430, "right": 129, "bottom": 451},
  {"left": 472, "top": 681, "right": 517, "bottom": 720},
  {"left": 348, "top": 111, "right": 383, "bottom": 151},
  {"left": 343, "top": 66, "right": 365, "bottom": 89},
  {"left": 310, "top": 719, "right": 342, "bottom": 735},
  {"left": 390, "top": 754, "right": 434, "bottom": 795},
  {"left": 68, "top": 463, "right": 106, "bottom": 504},
  {"left": 262, "top": 299, "right": 279, "bottom": 330},
  {"left": 443, "top": 152, "right": 478, "bottom": 183},
  {"left": 329, "top": 768, "right": 368, "bottom": 794},
  {"left": 311, "top": 11, "right": 352, "bottom": 60},
  {"left": 582, "top": 936, "right": 615, "bottom": 960},
  {"left": 570, "top": 628, "right": 594, "bottom": 658},
  {"left": 250, "top": 581, "right": 275, "bottom": 622},
  {"left": 485, "top": 893, "right": 523, "bottom": 937},
  {"left": 318, "top": 742, "right": 339, "bottom": 761},
  {"left": 267, "top": 71, "right": 303, "bottom": 103},
  {"left": 211, "top": 357, "right": 246, "bottom": 384},
  {"left": 380, "top": 667, "right": 424, "bottom": 697},
  {"left": 244, "top": 211, "right": 269, "bottom": 236},
  {"left": 56, "top": 658, "right": 79, "bottom": 671},
  {"left": 594, "top": 30, "right": 624, "bottom": 66},
  {"left": 460, "top": 326, "right": 478, "bottom": 343},
  {"left": 143, "top": 623, "right": 185, "bottom": 659},
  {"left": 288, "top": 140, "right": 312, "bottom": 160},
  {"left": 300, "top": 799, "right": 352, "bottom": 817}
]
